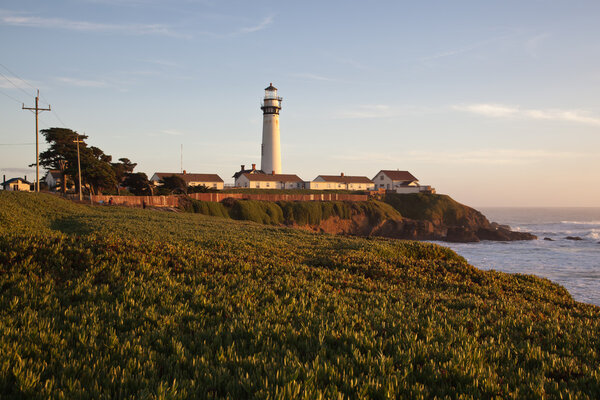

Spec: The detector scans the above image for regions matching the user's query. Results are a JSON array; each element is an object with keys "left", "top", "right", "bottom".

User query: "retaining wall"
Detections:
[{"left": 90, "top": 192, "right": 368, "bottom": 207}]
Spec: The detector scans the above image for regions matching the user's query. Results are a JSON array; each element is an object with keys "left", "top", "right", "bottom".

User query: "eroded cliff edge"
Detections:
[{"left": 186, "top": 193, "right": 536, "bottom": 243}]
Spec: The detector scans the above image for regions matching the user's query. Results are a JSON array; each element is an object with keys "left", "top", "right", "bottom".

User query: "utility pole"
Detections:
[
  {"left": 74, "top": 134, "right": 84, "bottom": 201},
  {"left": 22, "top": 90, "right": 51, "bottom": 192},
  {"left": 180, "top": 144, "right": 183, "bottom": 173}
]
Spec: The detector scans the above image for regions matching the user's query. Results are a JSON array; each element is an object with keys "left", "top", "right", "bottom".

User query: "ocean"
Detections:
[{"left": 435, "top": 208, "right": 600, "bottom": 307}]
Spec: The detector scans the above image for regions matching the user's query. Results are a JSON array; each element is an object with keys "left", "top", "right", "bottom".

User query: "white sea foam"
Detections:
[
  {"left": 447, "top": 207, "right": 600, "bottom": 306},
  {"left": 561, "top": 220, "right": 600, "bottom": 225},
  {"left": 587, "top": 230, "right": 600, "bottom": 240}
]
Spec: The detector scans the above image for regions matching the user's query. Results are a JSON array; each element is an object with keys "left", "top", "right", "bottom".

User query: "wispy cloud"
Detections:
[
  {"left": 0, "top": 9, "right": 186, "bottom": 37},
  {"left": 525, "top": 33, "right": 550, "bottom": 57},
  {"left": 404, "top": 149, "right": 582, "bottom": 165},
  {"left": 237, "top": 15, "right": 273, "bottom": 34},
  {"left": 333, "top": 148, "right": 585, "bottom": 166},
  {"left": 1, "top": 167, "right": 35, "bottom": 174},
  {"left": 161, "top": 129, "right": 184, "bottom": 136},
  {"left": 454, "top": 103, "right": 600, "bottom": 127},
  {"left": 57, "top": 77, "right": 108, "bottom": 88}
]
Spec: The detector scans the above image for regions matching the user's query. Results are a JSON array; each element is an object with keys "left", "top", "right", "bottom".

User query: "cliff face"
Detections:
[
  {"left": 287, "top": 194, "right": 536, "bottom": 243},
  {"left": 186, "top": 195, "right": 536, "bottom": 243}
]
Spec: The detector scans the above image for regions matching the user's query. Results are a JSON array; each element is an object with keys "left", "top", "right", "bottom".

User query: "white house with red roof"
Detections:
[
  {"left": 235, "top": 173, "right": 304, "bottom": 189},
  {"left": 372, "top": 170, "right": 435, "bottom": 193},
  {"left": 307, "top": 173, "right": 375, "bottom": 191},
  {"left": 150, "top": 171, "right": 224, "bottom": 190}
]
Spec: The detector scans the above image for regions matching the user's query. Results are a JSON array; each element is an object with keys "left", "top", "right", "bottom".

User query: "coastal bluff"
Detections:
[{"left": 184, "top": 193, "right": 536, "bottom": 243}]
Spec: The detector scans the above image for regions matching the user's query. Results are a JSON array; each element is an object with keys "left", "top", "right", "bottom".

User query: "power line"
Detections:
[
  {"left": 0, "top": 143, "right": 35, "bottom": 146},
  {"left": 0, "top": 63, "right": 37, "bottom": 90},
  {"left": 0, "top": 63, "right": 69, "bottom": 127},
  {"left": 0, "top": 71, "right": 33, "bottom": 99},
  {"left": 0, "top": 88, "right": 24, "bottom": 104}
]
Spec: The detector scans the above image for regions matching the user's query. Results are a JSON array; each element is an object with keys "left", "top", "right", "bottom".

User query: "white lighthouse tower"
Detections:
[{"left": 260, "top": 83, "right": 282, "bottom": 175}]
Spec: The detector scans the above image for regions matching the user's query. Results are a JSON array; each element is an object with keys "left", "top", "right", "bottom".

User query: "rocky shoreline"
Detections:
[{"left": 300, "top": 194, "right": 538, "bottom": 243}]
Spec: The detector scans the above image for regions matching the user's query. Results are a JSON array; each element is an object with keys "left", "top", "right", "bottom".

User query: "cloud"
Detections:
[
  {"left": 0, "top": 9, "right": 186, "bottom": 37},
  {"left": 1, "top": 167, "right": 35, "bottom": 174},
  {"left": 237, "top": 15, "right": 273, "bottom": 34},
  {"left": 333, "top": 149, "right": 585, "bottom": 166},
  {"left": 57, "top": 77, "right": 108, "bottom": 88},
  {"left": 0, "top": 76, "right": 34, "bottom": 90},
  {"left": 453, "top": 103, "right": 600, "bottom": 127},
  {"left": 161, "top": 129, "right": 184, "bottom": 136},
  {"left": 454, "top": 103, "right": 518, "bottom": 118},
  {"left": 403, "top": 149, "right": 583, "bottom": 165}
]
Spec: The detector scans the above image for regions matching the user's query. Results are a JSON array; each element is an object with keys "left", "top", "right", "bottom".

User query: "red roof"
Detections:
[
  {"left": 375, "top": 170, "right": 418, "bottom": 182},
  {"left": 153, "top": 172, "right": 223, "bottom": 183},
  {"left": 316, "top": 175, "right": 373, "bottom": 184},
  {"left": 241, "top": 173, "right": 303, "bottom": 183}
]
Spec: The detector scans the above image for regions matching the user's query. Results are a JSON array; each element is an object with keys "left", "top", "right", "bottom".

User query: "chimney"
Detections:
[
  {"left": 341, "top": 172, "right": 344, "bottom": 177},
  {"left": 2, "top": 175, "right": 5, "bottom": 185},
  {"left": 183, "top": 170, "right": 187, "bottom": 175},
  {"left": 271, "top": 170, "right": 275, "bottom": 175},
  {"left": 24, "top": 175, "right": 27, "bottom": 181},
  {"left": 241, "top": 165, "right": 245, "bottom": 171},
  {"left": 251, "top": 164, "right": 256, "bottom": 171}
]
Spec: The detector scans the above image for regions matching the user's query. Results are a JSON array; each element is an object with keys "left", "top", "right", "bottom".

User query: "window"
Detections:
[{"left": 380, "top": 175, "right": 384, "bottom": 180}]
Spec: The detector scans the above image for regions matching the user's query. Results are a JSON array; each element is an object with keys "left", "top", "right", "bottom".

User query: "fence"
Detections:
[{"left": 90, "top": 192, "right": 368, "bottom": 208}]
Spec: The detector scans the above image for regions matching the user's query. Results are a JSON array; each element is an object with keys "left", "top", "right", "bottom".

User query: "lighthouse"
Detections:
[{"left": 260, "top": 83, "right": 282, "bottom": 175}]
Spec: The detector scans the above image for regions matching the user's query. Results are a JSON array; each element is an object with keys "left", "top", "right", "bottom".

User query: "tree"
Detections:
[
  {"left": 160, "top": 175, "right": 187, "bottom": 194},
  {"left": 37, "top": 128, "right": 85, "bottom": 195},
  {"left": 112, "top": 158, "right": 137, "bottom": 194},
  {"left": 188, "top": 184, "right": 217, "bottom": 193},
  {"left": 123, "top": 172, "right": 153, "bottom": 196},
  {"left": 38, "top": 127, "right": 134, "bottom": 196}
]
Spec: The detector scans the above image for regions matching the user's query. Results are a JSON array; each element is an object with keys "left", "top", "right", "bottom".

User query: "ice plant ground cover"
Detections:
[{"left": 0, "top": 192, "right": 599, "bottom": 399}]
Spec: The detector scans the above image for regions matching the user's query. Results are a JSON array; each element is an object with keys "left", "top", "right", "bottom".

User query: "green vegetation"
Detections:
[
  {"left": 383, "top": 193, "right": 485, "bottom": 226},
  {"left": 186, "top": 198, "right": 401, "bottom": 227},
  {"left": 1, "top": 192, "right": 599, "bottom": 399}
]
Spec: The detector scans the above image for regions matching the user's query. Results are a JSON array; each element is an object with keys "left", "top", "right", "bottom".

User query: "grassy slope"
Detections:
[
  {"left": 382, "top": 193, "right": 488, "bottom": 227},
  {"left": 0, "top": 192, "right": 599, "bottom": 399},
  {"left": 185, "top": 198, "right": 401, "bottom": 227}
]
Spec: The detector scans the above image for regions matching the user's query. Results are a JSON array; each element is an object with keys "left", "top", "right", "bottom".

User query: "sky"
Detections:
[{"left": 1, "top": 0, "right": 599, "bottom": 207}]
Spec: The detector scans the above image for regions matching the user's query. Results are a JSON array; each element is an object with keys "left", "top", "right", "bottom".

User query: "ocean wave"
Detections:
[
  {"left": 561, "top": 220, "right": 600, "bottom": 225},
  {"left": 587, "top": 230, "right": 600, "bottom": 240}
]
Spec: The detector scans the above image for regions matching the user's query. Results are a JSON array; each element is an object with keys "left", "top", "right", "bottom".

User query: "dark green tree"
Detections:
[
  {"left": 160, "top": 175, "right": 187, "bottom": 194},
  {"left": 111, "top": 158, "right": 137, "bottom": 194},
  {"left": 37, "top": 128, "right": 85, "bottom": 194},
  {"left": 123, "top": 172, "right": 153, "bottom": 196},
  {"left": 38, "top": 127, "right": 131, "bottom": 195}
]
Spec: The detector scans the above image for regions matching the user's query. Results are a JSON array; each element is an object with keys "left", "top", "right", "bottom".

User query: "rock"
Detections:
[
  {"left": 544, "top": 237, "right": 554, "bottom": 241},
  {"left": 565, "top": 236, "right": 583, "bottom": 241},
  {"left": 490, "top": 222, "right": 512, "bottom": 231},
  {"left": 477, "top": 227, "right": 537, "bottom": 241},
  {"left": 445, "top": 227, "right": 480, "bottom": 243}
]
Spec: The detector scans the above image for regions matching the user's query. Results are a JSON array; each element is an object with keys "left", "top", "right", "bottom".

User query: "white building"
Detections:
[
  {"left": 372, "top": 170, "right": 435, "bottom": 193},
  {"left": 235, "top": 173, "right": 303, "bottom": 189},
  {"left": 150, "top": 171, "right": 224, "bottom": 190},
  {"left": 2, "top": 177, "right": 32, "bottom": 191},
  {"left": 308, "top": 174, "right": 375, "bottom": 191},
  {"left": 44, "top": 170, "right": 63, "bottom": 191},
  {"left": 260, "top": 83, "right": 282, "bottom": 175}
]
